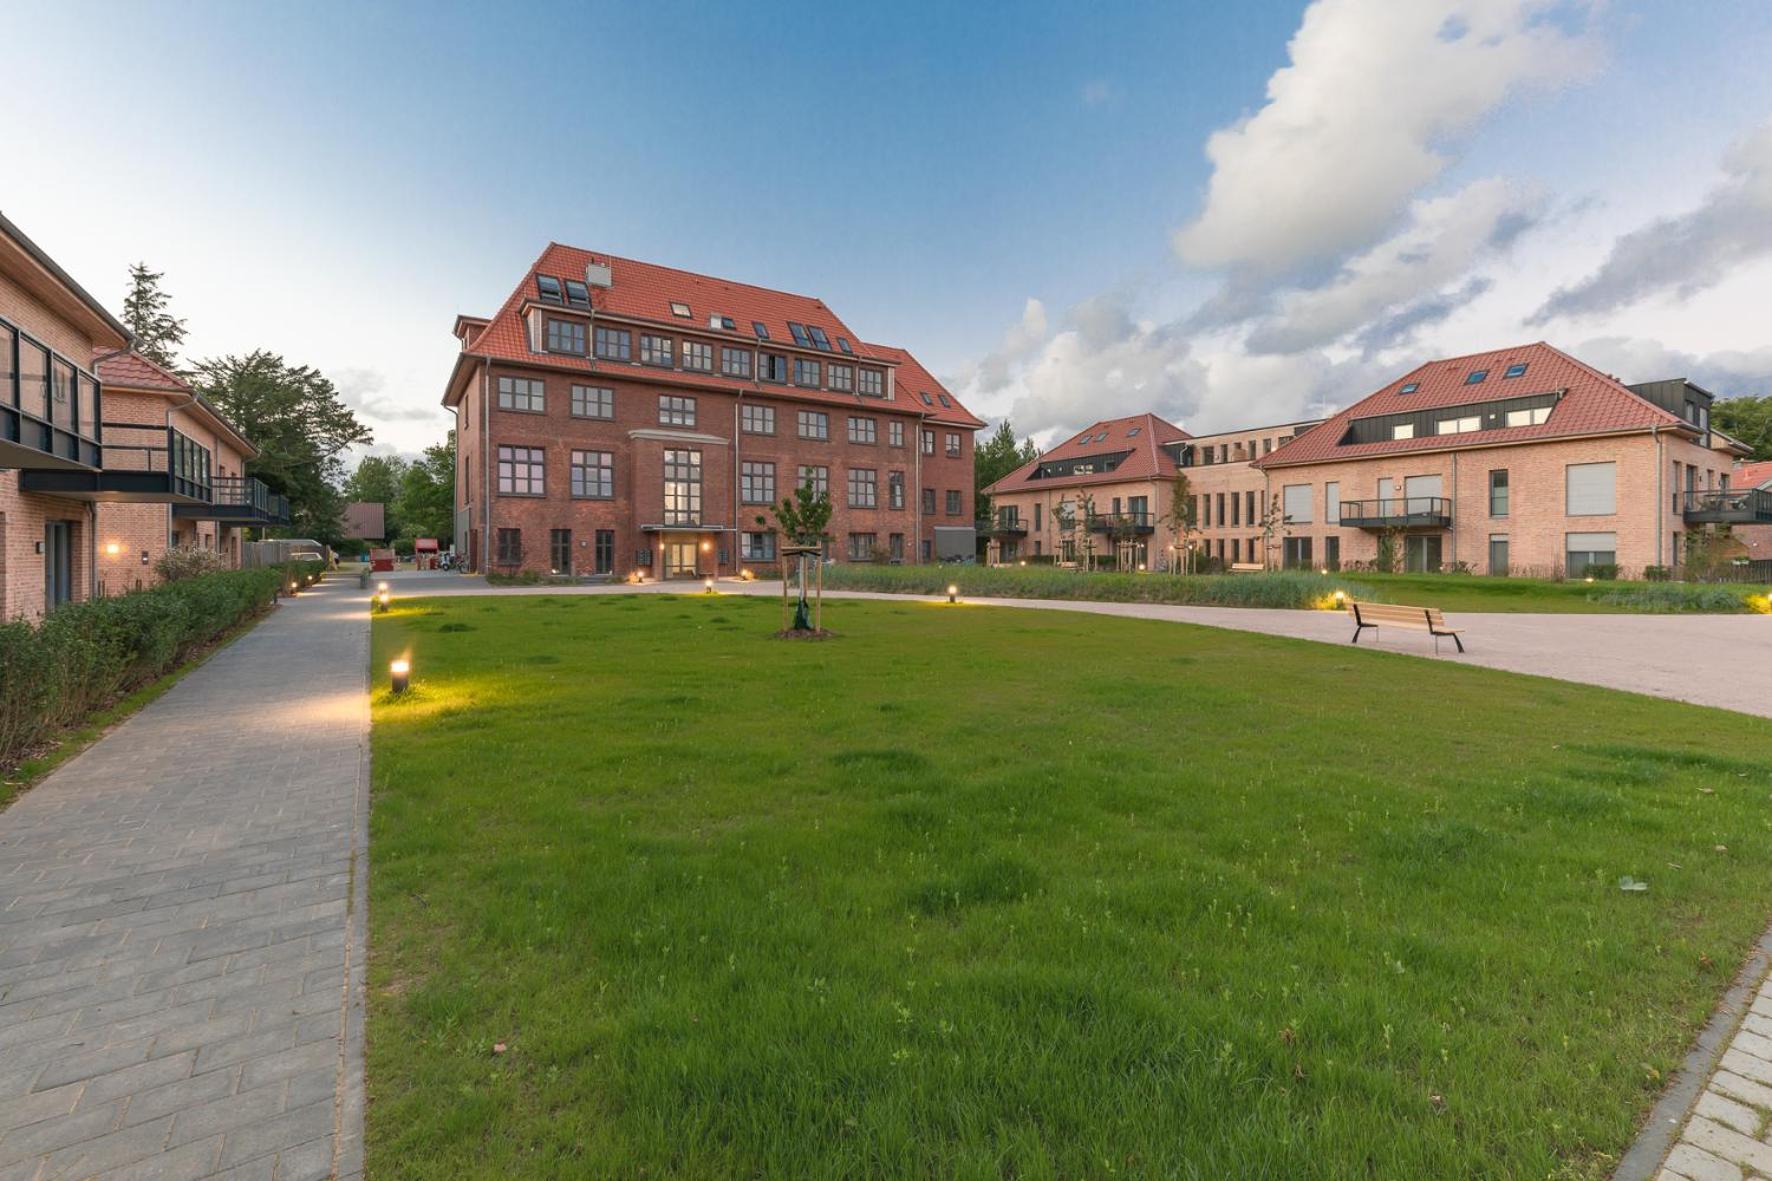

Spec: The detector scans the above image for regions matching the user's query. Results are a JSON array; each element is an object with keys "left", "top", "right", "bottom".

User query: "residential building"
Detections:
[
  {"left": 988, "top": 342, "right": 1755, "bottom": 578},
  {"left": 443, "top": 246, "right": 982, "bottom": 579}
]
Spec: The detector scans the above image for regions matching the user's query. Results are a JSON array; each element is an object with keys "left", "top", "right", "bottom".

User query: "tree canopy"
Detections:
[
  {"left": 973, "top": 419, "right": 1040, "bottom": 524},
  {"left": 397, "top": 433, "right": 456, "bottom": 542},
  {"left": 120, "top": 263, "right": 188, "bottom": 370},
  {"left": 1713, "top": 395, "right": 1772, "bottom": 460}
]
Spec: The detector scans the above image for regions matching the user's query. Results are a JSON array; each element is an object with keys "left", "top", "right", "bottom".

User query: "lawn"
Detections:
[{"left": 367, "top": 594, "right": 1772, "bottom": 1178}]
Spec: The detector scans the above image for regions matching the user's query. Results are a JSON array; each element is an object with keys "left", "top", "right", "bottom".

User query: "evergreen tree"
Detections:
[
  {"left": 120, "top": 262, "right": 188, "bottom": 370},
  {"left": 973, "top": 419, "right": 1039, "bottom": 526},
  {"left": 1713, "top": 395, "right": 1772, "bottom": 460}
]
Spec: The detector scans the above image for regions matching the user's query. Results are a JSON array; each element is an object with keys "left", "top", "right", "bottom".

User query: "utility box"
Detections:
[{"left": 933, "top": 526, "right": 976, "bottom": 563}]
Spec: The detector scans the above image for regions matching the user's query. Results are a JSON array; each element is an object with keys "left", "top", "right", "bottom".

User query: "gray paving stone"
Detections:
[{"left": 0, "top": 583, "right": 366, "bottom": 1180}]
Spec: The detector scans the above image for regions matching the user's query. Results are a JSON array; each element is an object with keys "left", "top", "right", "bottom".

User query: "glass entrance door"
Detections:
[
  {"left": 1404, "top": 534, "right": 1443, "bottom": 573},
  {"left": 44, "top": 520, "right": 73, "bottom": 609},
  {"left": 665, "top": 541, "right": 699, "bottom": 578}
]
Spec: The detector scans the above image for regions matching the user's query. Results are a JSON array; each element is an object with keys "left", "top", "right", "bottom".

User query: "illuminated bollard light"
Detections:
[{"left": 390, "top": 658, "right": 411, "bottom": 695}]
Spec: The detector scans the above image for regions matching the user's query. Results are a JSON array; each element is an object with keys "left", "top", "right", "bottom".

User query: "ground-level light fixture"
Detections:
[
  {"left": 288, "top": 579, "right": 299, "bottom": 593},
  {"left": 704, "top": 577, "right": 715, "bottom": 593},
  {"left": 1584, "top": 576, "right": 1595, "bottom": 584},
  {"left": 377, "top": 591, "right": 390, "bottom": 608},
  {"left": 947, "top": 584, "right": 959, "bottom": 604},
  {"left": 390, "top": 658, "right": 410, "bottom": 694},
  {"left": 378, "top": 581, "right": 389, "bottom": 593}
]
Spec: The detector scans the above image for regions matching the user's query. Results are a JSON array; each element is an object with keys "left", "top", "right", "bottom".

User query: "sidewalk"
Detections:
[{"left": 0, "top": 578, "right": 369, "bottom": 1180}]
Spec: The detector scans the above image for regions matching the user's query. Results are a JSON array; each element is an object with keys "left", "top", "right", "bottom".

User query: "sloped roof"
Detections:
[
  {"left": 861, "top": 342, "right": 981, "bottom": 428},
  {"left": 1732, "top": 460, "right": 1772, "bottom": 490},
  {"left": 449, "top": 243, "right": 981, "bottom": 428},
  {"left": 94, "top": 348, "right": 190, "bottom": 393},
  {"left": 985, "top": 413, "right": 1189, "bottom": 495},
  {"left": 1258, "top": 342, "right": 1693, "bottom": 468}
]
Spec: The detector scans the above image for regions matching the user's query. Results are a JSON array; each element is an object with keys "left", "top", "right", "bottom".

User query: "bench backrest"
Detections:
[
  {"left": 1228, "top": 562, "right": 1264, "bottom": 573},
  {"left": 1348, "top": 601, "right": 1448, "bottom": 629}
]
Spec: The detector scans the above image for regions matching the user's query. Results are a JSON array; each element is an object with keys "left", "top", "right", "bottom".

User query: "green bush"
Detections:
[
  {"left": 0, "top": 566, "right": 285, "bottom": 771},
  {"left": 818, "top": 563, "right": 1375, "bottom": 610},
  {"left": 1585, "top": 582, "right": 1760, "bottom": 613}
]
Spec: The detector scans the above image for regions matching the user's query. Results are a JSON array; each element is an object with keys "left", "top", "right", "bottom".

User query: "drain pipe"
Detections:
[{"left": 1652, "top": 424, "right": 1664, "bottom": 568}]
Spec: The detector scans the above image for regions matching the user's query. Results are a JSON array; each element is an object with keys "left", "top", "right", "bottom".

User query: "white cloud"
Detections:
[
  {"left": 335, "top": 366, "right": 443, "bottom": 425},
  {"left": 1573, "top": 335, "right": 1772, "bottom": 397},
  {"left": 1172, "top": 0, "right": 1592, "bottom": 274},
  {"left": 1533, "top": 117, "right": 1772, "bottom": 321}
]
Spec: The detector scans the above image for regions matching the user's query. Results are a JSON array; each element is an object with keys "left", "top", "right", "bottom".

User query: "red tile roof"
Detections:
[
  {"left": 985, "top": 413, "right": 1189, "bottom": 495},
  {"left": 861, "top": 342, "right": 981, "bottom": 428},
  {"left": 452, "top": 243, "right": 981, "bottom": 428},
  {"left": 93, "top": 348, "right": 190, "bottom": 393},
  {"left": 1258, "top": 342, "right": 1693, "bottom": 468},
  {"left": 1732, "top": 460, "right": 1772, "bottom": 490}
]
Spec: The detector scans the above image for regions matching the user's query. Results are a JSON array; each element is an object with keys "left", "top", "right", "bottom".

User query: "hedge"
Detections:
[
  {"left": 0, "top": 563, "right": 316, "bottom": 772},
  {"left": 817, "top": 563, "right": 1373, "bottom": 610}
]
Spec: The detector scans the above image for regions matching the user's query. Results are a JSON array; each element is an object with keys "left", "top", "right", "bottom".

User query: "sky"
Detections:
[{"left": 5, "top": 0, "right": 1772, "bottom": 461}]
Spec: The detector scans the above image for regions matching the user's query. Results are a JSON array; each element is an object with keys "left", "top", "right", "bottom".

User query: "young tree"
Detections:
[
  {"left": 1160, "top": 472, "right": 1196, "bottom": 573},
  {"left": 758, "top": 478, "right": 835, "bottom": 631},
  {"left": 1257, "top": 493, "right": 1288, "bottom": 570},
  {"left": 120, "top": 263, "right": 188, "bottom": 370},
  {"left": 1051, "top": 497, "right": 1077, "bottom": 565},
  {"left": 192, "top": 351, "right": 373, "bottom": 547},
  {"left": 1074, "top": 491, "right": 1098, "bottom": 571}
]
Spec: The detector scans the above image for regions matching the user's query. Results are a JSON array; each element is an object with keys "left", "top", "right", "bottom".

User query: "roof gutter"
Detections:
[{"left": 0, "top": 209, "right": 131, "bottom": 346}]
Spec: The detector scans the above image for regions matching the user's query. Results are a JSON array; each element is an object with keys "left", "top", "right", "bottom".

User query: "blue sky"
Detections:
[{"left": 6, "top": 0, "right": 1772, "bottom": 454}]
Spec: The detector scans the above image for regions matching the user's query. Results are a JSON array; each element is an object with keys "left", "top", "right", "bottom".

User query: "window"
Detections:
[
  {"left": 1505, "top": 405, "right": 1552, "bottom": 427},
  {"left": 922, "top": 539, "right": 932, "bottom": 561},
  {"left": 945, "top": 489, "right": 962, "bottom": 516},
  {"left": 741, "top": 461, "right": 775, "bottom": 504},
  {"left": 721, "top": 347, "right": 752, "bottom": 378},
  {"left": 1325, "top": 480, "right": 1340, "bottom": 525},
  {"left": 837, "top": 337, "right": 853, "bottom": 354},
  {"left": 760, "top": 352, "right": 788, "bottom": 382},
  {"left": 888, "top": 420, "right": 904, "bottom": 448},
  {"left": 550, "top": 529, "right": 572, "bottom": 574},
  {"left": 847, "top": 416, "right": 877, "bottom": 445},
  {"left": 641, "top": 334, "right": 674, "bottom": 366},
  {"left": 1392, "top": 423, "right": 1415, "bottom": 440},
  {"left": 858, "top": 369, "right": 884, "bottom": 397},
  {"left": 788, "top": 322, "right": 812, "bottom": 347},
  {"left": 847, "top": 533, "right": 877, "bottom": 560},
  {"left": 945, "top": 432, "right": 960, "bottom": 458},
  {"left": 658, "top": 395, "right": 696, "bottom": 427},
  {"left": 752, "top": 321, "right": 770, "bottom": 339},
  {"left": 1566, "top": 532, "right": 1616, "bottom": 576},
  {"left": 570, "top": 450, "right": 613, "bottom": 498},
  {"left": 797, "top": 410, "right": 829, "bottom": 440},
  {"left": 1566, "top": 462, "right": 1616, "bottom": 516},
  {"left": 565, "top": 279, "right": 590, "bottom": 307},
  {"left": 1282, "top": 537, "right": 1313, "bottom": 569},
  {"left": 741, "top": 404, "right": 775, "bottom": 435},
  {"left": 1246, "top": 490, "right": 1256, "bottom": 526},
  {"left": 1465, "top": 369, "right": 1489, "bottom": 384},
  {"left": 594, "top": 326, "right": 631, "bottom": 360},
  {"left": 1282, "top": 484, "right": 1312, "bottom": 524},
  {"left": 571, "top": 385, "right": 613, "bottom": 419},
  {"left": 798, "top": 464, "right": 829, "bottom": 494},
  {"left": 920, "top": 392, "right": 934, "bottom": 406},
  {"left": 809, "top": 326, "right": 832, "bottom": 350},
  {"left": 828, "top": 363, "right": 854, "bottom": 391},
  {"left": 663, "top": 449, "right": 702, "bottom": 525},
  {"left": 682, "top": 340, "right": 713, "bottom": 371},
  {"left": 497, "top": 446, "right": 545, "bottom": 496},
  {"left": 1488, "top": 534, "right": 1509, "bottom": 576},
  {"left": 920, "top": 429, "right": 935, "bottom": 455},
  {"left": 669, "top": 301, "right": 691, "bottom": 318},
  {"left": 922, "top": 487, "right": 936, "bottom": 514},
  {"left": 536, "top": 276, "right": 563, "bottom": 303},
  {"left": 497, "top": 376, "right": 545, "bottom": 413},
  {"left": 889, "top": 533, "right": 904, "bottom": 561},
  {"left": 593, "top": 529, "right": 614, "bottom": 574},
  {"left": 794, "top": 358, "right": 821, "bottom": 387},
  {"left": 848, "top": 468, "right": 877, "bottom": 508},
  {"left": 546, "top": 318, "right": 586, "bottom": 354},
  {"left": 1098, "top": 432, "right": 1110, "bottom": 443},
  {"left": 1399, "top": 382, "right": 1419, "bottom": 394},
  {"left": 1323, "top": 535, "right": 1340, "bottom": 571},
  {"left": 1489, "top": 469, "right": 1509, "bottom": 517},
  {"left": 496, "top": 528, "right": 522, "bottom": 564},
  {"left": 742, "top": 532, "right": 776, "bottom": 562},
  {"left": 888, "top": 470, "right": 905, "bottom": 509},
  {"left": 1504, "top": 363, "right": 1528, "bottom": 379},
  {"left": 1437, "top": 415, "right": 1481, "bottom": 435}
]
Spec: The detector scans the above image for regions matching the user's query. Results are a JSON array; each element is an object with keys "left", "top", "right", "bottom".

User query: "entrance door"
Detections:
[
  {"left": 665, "top": 541, "right": 698, "bottom": 578},
  {"left": 45, "top": 520, "right": 73, "bottom": 609},
  {"left": 1404, "top": 534, "right": 1443, "bottom": 573}
]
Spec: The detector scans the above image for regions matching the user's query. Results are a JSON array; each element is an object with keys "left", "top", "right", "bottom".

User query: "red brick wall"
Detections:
[{"left": 0, "top": 476, "right": 93, "bottom": 620}]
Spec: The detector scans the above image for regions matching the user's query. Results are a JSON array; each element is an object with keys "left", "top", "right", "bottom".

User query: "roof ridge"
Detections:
[{"left": 546, "top": 244, "right": 836, "bottom": 308}]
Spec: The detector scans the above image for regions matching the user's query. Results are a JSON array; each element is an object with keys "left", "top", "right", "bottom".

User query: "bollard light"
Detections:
[
  {"left": 378, "top": 581, "right": 389, "bottom": 594},
  {"left": 377, "top": 591, "right": 390, "bottom": 608},
  {"left": 390, "top": 658, "right": 410, "bottom": 694},
  {"left": 288, "top": 580, "right": 298, "bottom": 594},
  {"left": 947, "top": 584, "right": 959, "bottom": 604},
  {"left": 1332, "top": 590, "right": 1347, "bottom": 604},
  {"left": 1583, "top": 576, "right": 1594, "bottom": 584},
  {"left": 704, "top": 577, "right": 715, "bottom": 594}
]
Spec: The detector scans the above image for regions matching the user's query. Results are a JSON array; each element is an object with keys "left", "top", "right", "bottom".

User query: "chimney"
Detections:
[{"left": 585, "top": 260, "right": 613, "bottom": 288}]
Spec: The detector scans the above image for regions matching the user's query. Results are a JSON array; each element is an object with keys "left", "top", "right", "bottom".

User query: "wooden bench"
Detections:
[
  {"left": 1347, "top": 600, "right": 1465, "bottom": 653},
  {"left": 1228, "top": 562, "right": 1265, "bottom": 574}
]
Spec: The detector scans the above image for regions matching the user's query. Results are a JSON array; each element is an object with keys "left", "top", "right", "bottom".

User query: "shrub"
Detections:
[
  {"left": 154, "top": 545, "right": 228, "bottom": 582},
  {"left": 818, "top": 564, "right": 1376, "bottom": 611},
  {"left": 1644, "top": 565, "right": 1672, "bottom": 582},
  {"left": 1585, "top": 583, "right": 1759, "bottom": 613},
  {"left": 0, "top": 566, "right": 284, "bottom": 772},
  {"left": 1579, "top": 563, "right": 1621, "bottom": 581}
]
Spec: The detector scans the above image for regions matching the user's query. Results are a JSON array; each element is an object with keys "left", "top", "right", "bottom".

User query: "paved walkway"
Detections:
[
  {"left": 381, "top": 570, "right": 1772, "bottom": 719},
  {"left": 0, "top": 579, "right": 368, "bottom": 1181}
]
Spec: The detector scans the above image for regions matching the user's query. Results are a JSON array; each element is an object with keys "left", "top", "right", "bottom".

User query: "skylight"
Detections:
[
  {"left": 788, "top": 322, "right": 812, "bottom": 347},
  {"left": 536, "top": 276, "right": 563, "bottom": 304},
  {"left": 939, "top": 394, "right": 952, "bottom": 408},
  {"left": 921, "top": 393, "right": 933, "bottom": 405},
  {"left": 753, "top": 322, "right": 770, "bottom": 340},
  {"left": 1127, "top": 426, "right": 1141, "bottom": 437},
  {"left": 808, "top": 326, "right": 831, "bottom": 350},
  {"left": 836, "top": 337, "right": 854, "bottom": 355},
  {"left": 1465, "top": 369, "right": 1489, "bottom": 385},
  {"left": 1399, "top": 382, "right": 1420, "bottom": 394},
  {"left": 1504, "top": 363, "right": 1528, "bottom": 378},
  {"left": 721, "top": 316, "right": 736, "bottom": 330},
  {"left": 1094, "top": 431, "right": 1108, "bottom": 442},
  {"left": 564, "top": 279, "right": 590, "bottom": 307},
  {"left": 670, "top": 302, "right": 691, "bottom": 318}
]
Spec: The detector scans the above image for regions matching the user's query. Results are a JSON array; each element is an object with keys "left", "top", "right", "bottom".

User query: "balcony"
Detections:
[
  {"left": 1086, "top": 510, "right": 1155, "bottom": 535},
  {"left": 990, "top": 514, "right": 1027, "bottom": 537},
  {"left": 1, "top": 323, "right": 102, "bottom": 471},
  {"left": 1680, "top": 489, "right": 1772, "bottom": 525},
  {"left": 174, "top": 475, "right": 291, "bottom": 525},
  {"left": 1337, "top": 497, "right": 1453, "bottom": 530},
  {"left": 21, "top": 422, "right": 211, "bottom": 505}
]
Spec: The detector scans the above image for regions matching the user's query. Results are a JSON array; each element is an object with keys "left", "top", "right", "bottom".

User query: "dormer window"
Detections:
[
  {"left": 564, "top": 280, "right": 590, "bottom": 307},
  {"left": 836, "top": 337, "right": 854, "bottom": 354},
  {"left": 1465, "top": 369, "right": 1489, "bottom": 385},
  {"left": 536, "top": 276, "right": 563, "bottom": 303},
  {"left": 670, "top": 302, "right": 691, "bottom": 318},
  {"left": 753, "top": 322, "right": 770, "bottom": 340},
  {"left": 1399, "top": 382, "right": 1420, "bottom": 394},
  {"left": 788, "top": 322, "right": 812, "bottom": 347},
  {"left": 809, "top": 326, "right": 832, "bottom": 350},
  {"left": 545, "top": 318, "right": 586, "bottom": 354},
  {"left": 1504, "top": 363, "right": 1528, "bottom": 378}
]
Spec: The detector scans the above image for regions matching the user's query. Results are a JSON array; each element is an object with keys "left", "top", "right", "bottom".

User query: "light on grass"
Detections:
[
  {"left": 704, "top": 577, "right": 715, "bottom": 594},
  {"left": 389, "top": 658, "right": 410, "bottom": 695},
  {"left": 1584, "top": 576, "right": 1595, "bottom": 584},
  {"left": 378, "top": 591, "right": 390, "bottom": 608},
  {"left": 378, "top": 581, "right": 389, "bottom": 593},
  {"left": 947, "top": 584, "right": 958, "bottom": 604}
]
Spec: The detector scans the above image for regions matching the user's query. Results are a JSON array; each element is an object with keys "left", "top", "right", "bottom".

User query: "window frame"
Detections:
[
  {"left": 658, "top": 394, "right": 697, "bottom": 428},
  {"left": 497, "top": 375, "right": 546, "bottom": 414},
  {"left": 797, "top": 409, "right": 830, "bottom": 441},
  {"left": 640, "top": 334, "right": 674, "bottom": 367},
  {"left": 847, "top": 467, "right": 878, "bottom": 509},
  {"left": 569, "top": 449, "right": 614, "bottom": 499},
  {"left": 496, "top": 445, "right": 546, "bottom": 497},
  {"left": 570, "top": 385, "right": 613, "bottom": 420},
  {"left": 593, "top": 326, "right": 632, "bottom": 361},
  {"left": 741, "top": 403, "right": 775, "bottom": 436}
]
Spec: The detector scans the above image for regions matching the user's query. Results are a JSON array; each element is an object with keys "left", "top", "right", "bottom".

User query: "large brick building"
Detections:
[
  {"left": 443, "top": 246, "right": 982, "bottom": 580},
  {"left": 987, "top": 342, "right": 1759, "bottom": 577}
]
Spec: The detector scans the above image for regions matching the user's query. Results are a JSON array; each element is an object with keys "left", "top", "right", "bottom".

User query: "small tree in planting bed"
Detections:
[{"left": 758, "top": 478, "right": 834, "bottom": 635}]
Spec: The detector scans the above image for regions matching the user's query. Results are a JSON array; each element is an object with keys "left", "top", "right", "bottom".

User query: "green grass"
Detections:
[
  {"left": 368, "top": 594, "right": 1772, "bottom": 1178},
  {"left": 818, "top": 563, "right": 1772, "bottom": 614}
]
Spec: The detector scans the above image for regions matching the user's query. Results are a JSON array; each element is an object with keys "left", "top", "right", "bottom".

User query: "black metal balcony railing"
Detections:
[
  {"left": 20, "top": 422, "right": 212, "bottom": 505},
  {"left": 1680, "top": 489, "right": 1772, "bottom": 524},
  {"left": 991, "top": 514, "right": 1028, "bottom": 536},
  {"left": 1086, "top": 510, "right": 1155, "bottom": 534},
  {"left": 172, "top": 475, "right": 290, "bottom": 525},
  {"left": 1336, "top": 497, "right": 1453, "bottom": 529}
]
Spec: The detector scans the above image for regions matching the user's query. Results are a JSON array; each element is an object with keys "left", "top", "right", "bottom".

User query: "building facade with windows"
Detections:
[{"left": 443, "top": 246, "right": 982, "bottom": 579}]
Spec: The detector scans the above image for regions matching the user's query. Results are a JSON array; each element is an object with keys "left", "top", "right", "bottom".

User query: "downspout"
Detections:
[
  {"left": 1652, "top": 424, "right": 1664, "bottom": 567},
  {"left": 733, "top": 390, "right": 744, "bottom": 574},
  {"left": 480, "top": 363, "right": 491, "bottom": 573},
  {"left": 913, "top": 413, "right": 925, "bottom": 562},
  {"left": 1449, "top": 452, "right": 1458, "bottom": 568}
]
